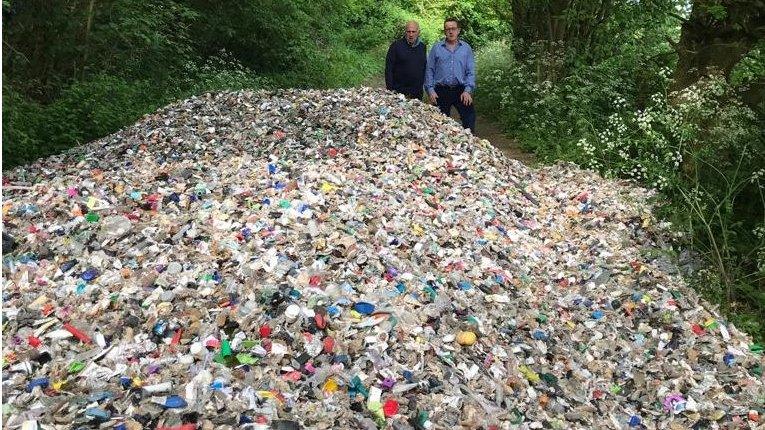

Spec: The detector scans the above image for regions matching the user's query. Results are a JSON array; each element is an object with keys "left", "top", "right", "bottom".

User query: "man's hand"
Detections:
[
  {"left": 429, "top": 92, "right": 438, "bottom": 105},
  {"left": 460, "top": 91, "right": 473, "bottom": 106}
]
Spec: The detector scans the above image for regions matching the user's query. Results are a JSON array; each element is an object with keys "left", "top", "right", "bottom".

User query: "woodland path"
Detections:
[{"left": 363, "top": 75, "right": 536, "bottom": 165}]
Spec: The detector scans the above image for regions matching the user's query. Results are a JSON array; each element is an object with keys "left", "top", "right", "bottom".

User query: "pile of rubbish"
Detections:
[{"left": 2, "top": 88, "right": 763, "bottom": 429}]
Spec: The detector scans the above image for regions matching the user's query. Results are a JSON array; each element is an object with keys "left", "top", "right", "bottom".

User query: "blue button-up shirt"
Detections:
[{"left": 424, "top": 39, "right": 476, "bottom": 95}]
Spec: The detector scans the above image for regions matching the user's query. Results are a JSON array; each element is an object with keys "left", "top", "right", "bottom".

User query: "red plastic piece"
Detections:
[
  {"left": 27, "top": 336, "right": 42, "bottom": 348},
  {"left": 259, "top": 325, "right": 272, "bottom": 338},
  {"left": 156, "top": 424, "right": 197, "bottom": 430},
  {"left": 170, "top": 329, "right": 182, "bottom": 350},
  {"left": 63, "top": 323, "right": 92, "bottom": 344},
  {"left": 315, "top": 314, "right": 326, "bottom": 329},
  {"left": 322, "top": 336, "right": 335, "bottom": 354},
  {"left": 383, "top": 399, "right": 399, "bottom": 417},
  {"left": 691, "top": 324, "right": 706, "bottom": 335}
]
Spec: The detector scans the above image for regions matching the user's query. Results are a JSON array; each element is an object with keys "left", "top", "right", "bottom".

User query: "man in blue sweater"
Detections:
[
  {"left": 385, "top": 21, "right": 426, "bottom": 100},
  {"left": 425, "top": 18, "right": 476, "bottom": 134}
]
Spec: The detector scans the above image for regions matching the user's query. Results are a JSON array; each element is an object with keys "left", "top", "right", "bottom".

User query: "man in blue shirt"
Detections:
[
  {"left": 425, "top": 18, "right": 476, "bottom": 134},
  {"left": 385, "top": 21, "right": 426, "bottom": 100}
]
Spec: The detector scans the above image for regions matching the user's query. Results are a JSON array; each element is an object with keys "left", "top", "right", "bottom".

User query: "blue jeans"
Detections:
[{"left": 435, "top": 85, "right": 476, "bottom": 134}]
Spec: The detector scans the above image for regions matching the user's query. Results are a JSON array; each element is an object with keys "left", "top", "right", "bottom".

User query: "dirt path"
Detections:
[{"left": 362, "top": 75, "right": 536, "bottom": 165}]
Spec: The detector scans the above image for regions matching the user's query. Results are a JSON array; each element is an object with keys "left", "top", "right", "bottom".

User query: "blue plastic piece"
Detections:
[
  {"left": 85, "top": 407, "right": 111, "bottom": 420},
  {"left": 327, "top": 305, "right": 341, "bottom": 316},
  {"left": 26, "top": 377, "right": 50, "bottom": 392},
  {"left": 61, "top": 260, "right": 78, "bottom": 272},
  {"left": 333, "top": 354, "right": 349, "bottom": 365},
  {"left": 723, "top": 353, "right": 735, "bottom": 367},
  {"left": 88, "top": 391, "right": 115, "bottom": 402},
  {"left": 353, "top": 302, "right": 375, "bottom": 315},
  {"left": 81, "top": 268, "right": 99, "bottom": 282},
  {"left": 119, "top": 376, "right": 132, "bottom": 389},
  {"left": 153, "top": 320, "right": 168, "bottom": 336},
  {"left": 457, "top": 280, "right": 472, "bottom": 290},
  {"left": 159, "top": 395, "right": 188, "bottom": 409}
]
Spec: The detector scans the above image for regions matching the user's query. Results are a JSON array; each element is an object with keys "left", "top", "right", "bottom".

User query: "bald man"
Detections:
[{"left": 385, "top": 21, "right": 426, "bottom": 100}]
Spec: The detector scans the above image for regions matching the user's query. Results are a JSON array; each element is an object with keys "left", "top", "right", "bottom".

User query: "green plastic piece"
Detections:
[
  {"left": 221, "top": 339, "right": 232, "bottom": 357},
  {"left": 510, "top": 407, "right": 524, "bottom": 424},
  {"left": 68, "top": 361, "right": 85, "bottom": 374},
  {"left": 750, "top": 343, "right": 764, "bottom": 355},
  {"left": 540, "top": 373, "right": 558, "bottom": 386},
  {"left": 416, "top": 410, "right": 430, "bottom": 427},
  {"left": 750, "top": 364, "right": 762, "bottom": 377},
  {"left": 236, "top": 353, "right": 258, "bottom": 365}
]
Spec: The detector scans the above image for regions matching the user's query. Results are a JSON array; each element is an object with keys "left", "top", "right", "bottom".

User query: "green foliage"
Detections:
[
  {"left": 731, "top": 43, "right": 765, "bottom": 86},
  {"left": 443, "top": 0, "right": 512, "bottom": 48},
  {"left": 701, "top": 2, "right": 727, "bottom": 20},
  {"left": 3, "top": 74, "right": 164, "bottom": 167},
  {"left": 183, "top": 51, "right": 273, "bottom": 95}
]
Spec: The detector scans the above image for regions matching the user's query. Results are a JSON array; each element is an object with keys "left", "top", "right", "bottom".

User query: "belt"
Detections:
[{"left": 435, "top": 83, "right": 463, "bottom": 89}]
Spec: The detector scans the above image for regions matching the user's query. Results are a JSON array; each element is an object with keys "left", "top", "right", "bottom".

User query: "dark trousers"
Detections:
[
  {"left": 435, "top": 85, "right": 476, "bottom": 134},
  {"left": 403, "top": 90, "right": 423, "bottom": 100}
]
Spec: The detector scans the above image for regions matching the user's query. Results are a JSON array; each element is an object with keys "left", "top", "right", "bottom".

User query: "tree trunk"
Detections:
[
  {"left": 671, "top": 0, "right": 765, "bottom": 92},
  {"left": 81, "top": 0, "right": 96, "bottom": 78}
]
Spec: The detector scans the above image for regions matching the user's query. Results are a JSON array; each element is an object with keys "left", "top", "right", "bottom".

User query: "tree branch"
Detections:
[{"left": 667, "top": 11, "right": 689, "bottom": 24}]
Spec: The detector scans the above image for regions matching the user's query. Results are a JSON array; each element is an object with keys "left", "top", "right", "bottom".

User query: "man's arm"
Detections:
[
  {"left": 464, "top": 46, "right": 476, "bottom": 94},
  {"left": 424, "top": 45, "right": 437, "bottom": 97},
  {"left": 385, "top": 43, "right": 396, "bottom": 91},
  {"left": 418, "top": 45, "right": 427, "bottom": 91}
]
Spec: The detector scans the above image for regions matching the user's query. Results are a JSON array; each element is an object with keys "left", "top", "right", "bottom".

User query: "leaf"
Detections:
[{"left": 702, "top": 4, "right": 727, "bottom": 21}]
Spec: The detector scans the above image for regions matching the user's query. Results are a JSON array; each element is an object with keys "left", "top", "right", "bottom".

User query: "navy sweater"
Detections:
[{"left": 385, "top": 38, "right": 426, "bottom": 96}]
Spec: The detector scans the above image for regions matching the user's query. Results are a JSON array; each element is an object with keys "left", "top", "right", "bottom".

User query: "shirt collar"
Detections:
[
  {"left": 404, "top": 37, "right": 422, "bottom": 47},
  {"left": 439, "top": 39, "right": 462, "bottom": 48}
]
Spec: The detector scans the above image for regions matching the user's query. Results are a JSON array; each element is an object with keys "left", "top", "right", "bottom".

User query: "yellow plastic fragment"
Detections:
[{"left": 519, "top": 365, "right": 540, "bottom": 384}]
